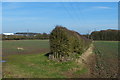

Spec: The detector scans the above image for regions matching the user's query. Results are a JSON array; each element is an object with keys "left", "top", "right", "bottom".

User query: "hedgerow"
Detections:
[{"left": 49, "top": 25, "right": 92, "bottom": 61}]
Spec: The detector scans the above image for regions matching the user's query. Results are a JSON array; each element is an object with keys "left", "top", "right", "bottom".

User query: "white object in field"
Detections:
[
  {"left": 3, "top": 33, "right": 14, "bottom": 35},
  {"left": 17, "top": 47, "right": 24, "bottom": 50}
]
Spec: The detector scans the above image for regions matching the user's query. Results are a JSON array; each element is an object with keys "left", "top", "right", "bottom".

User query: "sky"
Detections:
[
  {"left": 1, "top": 0, "right": 120, "bottom": 2},
  {"left": 1, "top": 2, "right": 118, "bottom": 34}
]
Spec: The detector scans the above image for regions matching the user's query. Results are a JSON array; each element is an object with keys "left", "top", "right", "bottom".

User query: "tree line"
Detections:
[
  {"left": 2, "top": 29, "right": 119, "bottom": 41},
  {"left": 2, "top": 33, "right": 49, "bottom": 40},
  {"left": 90, "top": 29, "right": 120, "bottom": 41}
]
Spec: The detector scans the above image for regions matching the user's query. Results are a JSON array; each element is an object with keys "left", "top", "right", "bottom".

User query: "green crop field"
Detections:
[
  {"left": 92, "top": 41, "right": 118, "bottom": 78},
  {"left": 2, "top": 40, "right": 50, "bottom": 57},
  {"left": 2, "top": 40, "right": 119, "bottom": 78}
]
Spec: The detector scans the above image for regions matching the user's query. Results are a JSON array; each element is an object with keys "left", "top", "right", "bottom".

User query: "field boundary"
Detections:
[{"left": 76, "top": 44, "right": 93, "bottom": 65}]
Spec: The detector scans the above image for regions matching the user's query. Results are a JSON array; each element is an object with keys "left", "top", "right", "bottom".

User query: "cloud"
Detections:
[
  {"left": 94, "top": 6, "right": 112, "bottom": 9},
  {"left": 81, "top": 6, "right": 113, "bottom": 13}
]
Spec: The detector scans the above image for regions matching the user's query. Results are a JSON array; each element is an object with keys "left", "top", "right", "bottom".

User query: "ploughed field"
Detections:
[{"left": 2, "top": 40, "right": 119, "bottom": 78}]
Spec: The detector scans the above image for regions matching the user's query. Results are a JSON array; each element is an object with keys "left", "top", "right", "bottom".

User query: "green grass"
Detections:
[
  {"left": 2, "top": 40, "right": 87, "bottom": 78},
  {"left": 2, "top": 40, "right": 50, "bottom": 56},
  {"left": 74, "top": 67, "right": 88, "bottom": 75},
  {"left": 3, "top": 53, "right": 85, "bottom": 78},
  {"left": 3, "top": 40, "right": 118, "bottom": 78}
]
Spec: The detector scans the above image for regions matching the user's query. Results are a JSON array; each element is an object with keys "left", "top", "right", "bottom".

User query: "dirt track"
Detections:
[
  {"left": 75, "top": 44, "right": 94, "bottom": 78},
  {"left": 76, "top": 44, "right": 93, "bottom": 65}
]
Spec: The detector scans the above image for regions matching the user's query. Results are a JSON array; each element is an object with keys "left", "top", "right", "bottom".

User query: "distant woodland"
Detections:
[
  {"left": 2, "top": 29, "right": 120, "bottom": 41},
  {"left": 90, "top": 29, "right": 120, "bottom": 41},
  {"left": 2, "top": 33, "right": 49, "bottom": 40}
]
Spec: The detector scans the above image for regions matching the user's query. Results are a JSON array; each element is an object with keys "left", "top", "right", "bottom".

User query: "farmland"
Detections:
[
  {"left": 2, "top": 40, "right": 119, "bottom": 78},
  {"left": 91, "top": 41, "right": 118, "bottom": 78},
  {"left": 2, "top": 40, "right": 50, "bottom": 57}
]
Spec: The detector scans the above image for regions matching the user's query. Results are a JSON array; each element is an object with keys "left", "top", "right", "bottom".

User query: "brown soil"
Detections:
[{"left": 77, "top": 44, "right": 119, "bottom": 78}]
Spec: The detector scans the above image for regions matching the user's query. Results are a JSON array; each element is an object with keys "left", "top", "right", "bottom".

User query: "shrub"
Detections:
[{"left": 49, "top": 25, "right": 92, "bottom": 61}]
